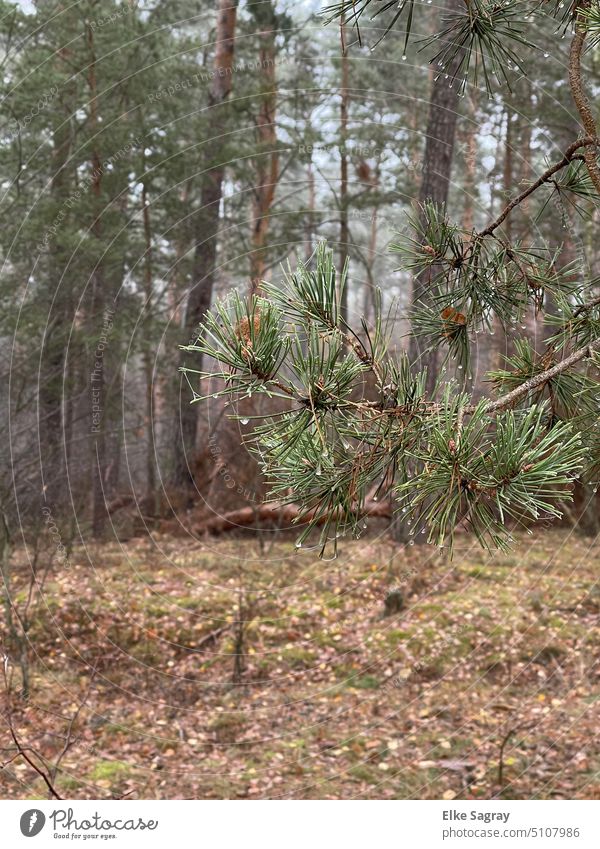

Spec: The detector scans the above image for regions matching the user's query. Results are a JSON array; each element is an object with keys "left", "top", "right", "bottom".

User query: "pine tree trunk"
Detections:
[
  {"left": 142, "top": 173, "right": 157, "bottom": 513},
  {"left": 305, "top": 160, "right": 316, "bottom": 261},
  {"left": 40, "top": 48, "right": 72, "bottom": 509},
  {"left": 362, "top": 170, "right": 379, "bottom": 326},
  {"left": 86, "top": 22, "right": 109, "bottom": 538},
  {"left": 172, "top": 0, "right": 239, "bottom": 492},
  {"left": 502, "top": 106, "right": 514, "bottom": 243},
  {"left": 408, "top": 0, "right": 462, "bottom": 394},
  {"left": 249, "top": 1, "right": 278, "bottom": 294},
  {"left": 399, "top": 0, "right": 462, "bottom": 544},
  {"left": 461, "top": 91, "right": 478, "bottom": 232},
  {"left": 339, "top": 16, "right": 350, "bottom": 324}
]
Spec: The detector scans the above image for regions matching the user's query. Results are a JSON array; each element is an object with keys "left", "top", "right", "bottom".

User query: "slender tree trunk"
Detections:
[
  {"left": 462, "top": 92, "right": 478, "bottom": 232},
  {"left": 408, "top": 0, "right": 462, "bottom": 394},
  {"left": 489, "top": 104, "right": 514, "bottom": 366},
  {"left": 249, "top": 1, "right": 278, "bottom": 294},
  {"left": 519, "top": 79, "right": 533, "bottom": 246},
  {"left": 40, "top": 49, "right": 72, "bottom": 508},
  {"left": 362, "top": 169, "right": 379, "bottom": 327},
  {"left": 86, "top": 22, "right": 109, "bottom": 538},
  {"left": 173, "top": 0, "right": 238, "bottom": 492},
  {"left": 142, "top": 174, "right": 157, "bottom": 513},
  {"left": 339, "top": 16, "right": 350, "bottom": 323},
  {"left": 305, "top": 160, "right": 316, "bottom": 261},
  {"left": 398, "top": 0, "right": 463, "bottom": 544},
  {"left": 502, "top": 107, "right": 514, "bottom": 244}
]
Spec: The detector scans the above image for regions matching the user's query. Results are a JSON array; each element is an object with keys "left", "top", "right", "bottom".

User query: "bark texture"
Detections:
[
  {"left": 408, "top": 0, "right": 463, "bottom": 394},
  {"left": 173, "top": 0, "right": 239, "bottom": 491}
]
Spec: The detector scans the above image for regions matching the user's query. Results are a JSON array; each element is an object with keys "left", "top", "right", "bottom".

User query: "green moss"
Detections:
[
  {"left": 349, "top": 765, "right": 378, "bottom": 782},
  {"left": 282, "top": 647, "right": 316, "bottom": 668},
  {"left": 348, "top": 674, "right": 380, "bottom": 690},
  {"left": 90, "top": 760, "right": 132, "bottom": 781}
]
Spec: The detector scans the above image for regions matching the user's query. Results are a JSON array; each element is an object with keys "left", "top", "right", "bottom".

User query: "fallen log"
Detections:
[
  {"left": 106, "top": 494, "right": 135, "bottom": 515},
  {"left": 190, "top": 499, "right": 392, "bottom": 536}
]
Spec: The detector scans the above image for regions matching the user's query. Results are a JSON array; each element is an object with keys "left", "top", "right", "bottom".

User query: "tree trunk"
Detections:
[
  {"left": 400, "top": 0, "right": 462, "bottom": 544},
  {"left": 339, "top": 16, "right": 350, "bottom": 323},
  {"left": 40, "top": 48, "right": 72, "bottom": 508},
  {"left": 362, "top": 168, "right": 379, "bottom": 327},
  {"left": 86, "top": 22, "right": 109, "bottom": 538},
  {"left": 249, "top": 1, "right": 279, "bottom": 294},
  {"left": 461, "top": 91, "right": 478, "bottom": 233},
  {"left": 502, "top": 106, "right": 514, "bottom": 243},
  {"left": 408, "top": 0, "right": 463, "bottom": 394},
  {"left": 172, "top": 0, "right": 239, "bottom": 492},
  {"left": 305, "top": 160, "right": 316, "bottom": 261},
  {"left": 142, "top": 172, "right": 157, "bottom": 513}
]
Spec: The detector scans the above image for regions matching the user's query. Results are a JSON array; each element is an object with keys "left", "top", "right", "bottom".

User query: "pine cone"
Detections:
[{"left": 235, "top": 312, "right": 261, "bottom": 346}]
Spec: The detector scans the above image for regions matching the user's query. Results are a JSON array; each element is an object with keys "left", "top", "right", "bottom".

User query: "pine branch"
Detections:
[
  {"left": 574, "top": 294, "right": 600, "bottom": 315},
  {"left": 189, "top": 244, "right": 598, "bottom": 555},
  {"left": 478, "top": 136, "right": 595, "bottom": 237},
  {"left": 482, "top": 338, "right": 600, "bottom": 415}
]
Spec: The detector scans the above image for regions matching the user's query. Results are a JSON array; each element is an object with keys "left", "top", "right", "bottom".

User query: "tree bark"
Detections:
[
  {"left": 168, "top": 499, "right": 392, "bottom": 537},
  {"left": 502, "top": 107, "right": 514, "bottom": 243},
  {"left": 172, "top": 0, "right": 239, "bottom": 492},
  {"left": 142, "top": 170, "right": 157, "bottom": 513},
  {"left": 339, "top": 16, "right": 350, "bottom": 323},
  {"left": 400, "top": 0, "right": 463, "bottom": 543},
  {"left": 408, "top": 0, "right": 463, "bottom": 394},
  {"left": 249, "top": 0, "right": 279, "bottom": 294},
  {"left": 461, "top": 91, "right": 478, "bottom": 233},
  {"left": 39, "top": 45, "right": 73, "bottom": 509},
  {"left": 86, "top": 21, "right": 109, "bottom": 538},
  {"left": 40, "top": 137, "right": 69, "bottom": 506},
  {"left": 305, "top": 160, "right": 316, "bottom": 261}
]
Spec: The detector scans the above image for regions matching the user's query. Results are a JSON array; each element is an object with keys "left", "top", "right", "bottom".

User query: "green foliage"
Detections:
[
  {"left": 581, "top": 0, "right": 600, "bottom": 46},
  {"left": 422, "top": 0, "right": 534, "bottom": 95},
  {"left": 396, "top": 394, "right": 587, "bottom": 551},
  {"left": 324, "top": 0, "right": 536, "bottom": 94},
  {"left": 390, "top": 203, "right": 578, "bottom": 371},
  {"left": 182, "top": 292, "right": 288, "bottom": 397},
  {"left": 322, "top": 0, "right": 417, "bottom": 50},
  {"left": 265, "top": 242, "right": 347, "bottom": 330},
  {"left": 545, "top": 291, "right": 600, "bottom": 352},
  {"left": 190, "top": 244, "right": 599, "bottom": 556}
]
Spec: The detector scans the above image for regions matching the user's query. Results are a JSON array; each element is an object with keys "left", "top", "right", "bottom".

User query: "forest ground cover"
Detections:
[{"left": 1, "top": 529, "right": 598, "bottom": 800}]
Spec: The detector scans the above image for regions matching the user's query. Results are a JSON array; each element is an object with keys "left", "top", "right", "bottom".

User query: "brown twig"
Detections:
[
  {"left": 1, "top": 656, "right": 62, "bottom": 800},
  {"left": 48, "top": 666, "right": 97, "bottom": 785},
  {"left": 481, "top": 338, "right": 600, "bottom": 415},
  {"left": 568, "top": 2, "right": 600, "bottom": 195},
  {"left": 497, "top": 719, "right": 534, "bottom": 790},
  {"left": 478, "top": 136, "right": 595, "bottom": 238}
]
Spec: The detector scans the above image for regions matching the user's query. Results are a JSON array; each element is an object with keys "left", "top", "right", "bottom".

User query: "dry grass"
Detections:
[{"left": 1, "top": 528, "right": 599, "bottom": 799}]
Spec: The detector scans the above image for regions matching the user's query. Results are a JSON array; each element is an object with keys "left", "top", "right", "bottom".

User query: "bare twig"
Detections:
[
  {"left": 497, "top": 720, "right": 534, "bottom": 790},
  {"left": 48, "top": 666, "right": 97, "bottom": 785},
  {"left": 1, "top": 656, "right": 62, "bottom": 800}
]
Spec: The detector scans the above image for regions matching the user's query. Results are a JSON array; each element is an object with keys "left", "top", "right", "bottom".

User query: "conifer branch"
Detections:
[
  {"left": 478, "top": 136, "right": 595, "bottom": 237},
  {"left": 482, "top": 338, "right": 600, "bottom": 415}
]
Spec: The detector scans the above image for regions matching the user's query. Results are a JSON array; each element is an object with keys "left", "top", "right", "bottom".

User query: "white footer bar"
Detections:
[{"left": 0, "top": 800, "right": 597, "bottom": 848}]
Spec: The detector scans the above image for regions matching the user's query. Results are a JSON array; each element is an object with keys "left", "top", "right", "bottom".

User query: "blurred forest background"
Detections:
[{"left": 0, "top": 0, "right": 599, "bottom": 801}]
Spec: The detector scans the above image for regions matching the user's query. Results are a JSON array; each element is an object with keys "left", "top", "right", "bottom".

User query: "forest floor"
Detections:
[{"left": 1, "top": 528, "right": 599, "bottom": 800}]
